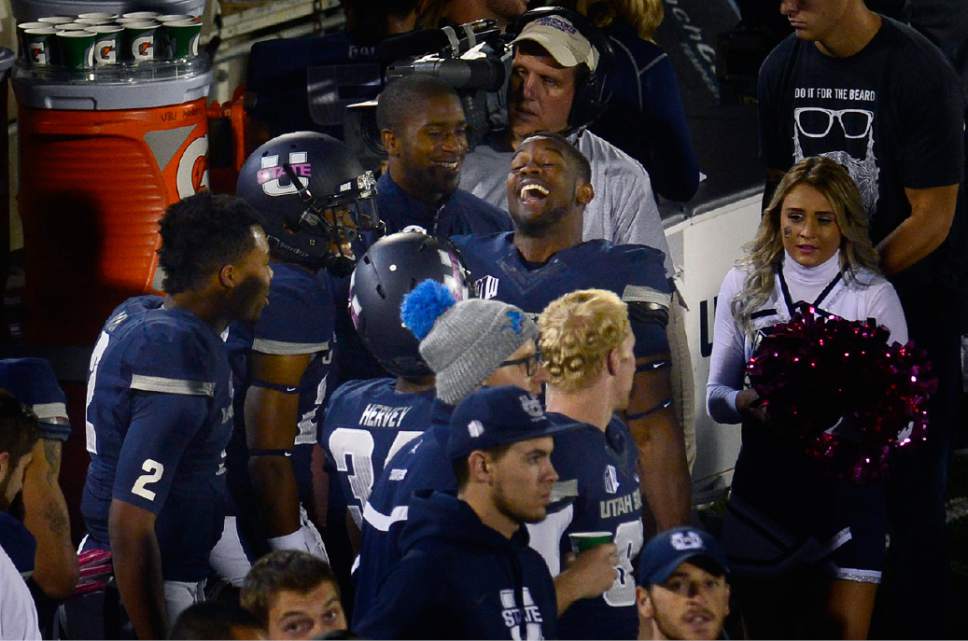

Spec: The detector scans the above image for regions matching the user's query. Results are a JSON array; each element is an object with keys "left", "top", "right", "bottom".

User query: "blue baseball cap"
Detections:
[
  {"left": 637, "top": 527, "right": 729, "bottom": 586},
  {"left": 447, "top": 385, "right": 578, "bottom": 461}
]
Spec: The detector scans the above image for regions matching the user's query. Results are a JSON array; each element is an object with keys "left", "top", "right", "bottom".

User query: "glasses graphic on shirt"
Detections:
[{"left": 794, "top": 107, "right": 874, "bottom": 138}]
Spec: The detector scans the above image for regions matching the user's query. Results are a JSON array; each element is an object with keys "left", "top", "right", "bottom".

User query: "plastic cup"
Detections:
[
  {"left": 55, "top": 30, "right": 96, "bottom": 69},
  {"left": 156, "top": 14, "right": 191, "bottom": 22},
  {"left": 568, "top": 531, "right": 613, "bottom": 555},
  {"left": 18, "top": 22, "right": 47, "bottom": 59},
  {"left": 37, "top": 16, "right": 74, "bottom": 25},
  {"left": 57, "top": 23, "right": 94, "bottom": 31},
  {"left": 23, "top": 27, "right": 56, "bottom": 65},
  {"left": 78, "top": 12, "right": 119, "bottom": 21},
  {"left": 76, "top": 17, "right": 114, "bottom": 25},
  {"left": 90, "top": 24, "right": 123, "bottom": 65},
  {"left": 121, "top": 11, "right": 159, "bottom": 20},
  {"left": 161, "top": 19, "right": 201, "bottom": 59},
  {"left": 123, "top": 21, "right": 159, "bottom": 62}
]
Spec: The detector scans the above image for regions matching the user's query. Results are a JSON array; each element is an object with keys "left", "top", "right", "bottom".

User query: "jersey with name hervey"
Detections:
[
  {"left": 452, "top": 232, "right": 672, "bottom": 320},
  {"left": 81, "top": 295, "right": 233, "bottom": 580},
  {"left": 321, "top": 377, "right": 435, "bottom": 527},
  {"left": 532, "top": 414, "right": 644, "bottom": 640},
  {"left": 225, "top": 262, "right": 336, "bottom": 455}
]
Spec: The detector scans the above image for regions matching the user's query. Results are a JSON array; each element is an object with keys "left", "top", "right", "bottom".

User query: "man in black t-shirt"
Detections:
[{"left": 757, "top": 1, "right": 965, "bottom": 637}]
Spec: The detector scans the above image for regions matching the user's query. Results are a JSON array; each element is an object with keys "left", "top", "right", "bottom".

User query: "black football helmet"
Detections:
[
  {"left": 236, "top": 131, "right": 384, "bottom": 276},
  {"left": 349, "top": 232, "right": 472, "bottom": 378}
]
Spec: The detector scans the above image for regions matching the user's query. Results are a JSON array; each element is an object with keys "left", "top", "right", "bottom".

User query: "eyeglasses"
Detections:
[{"left": 500, "top": 351, "right": 541, "bottom": 377}]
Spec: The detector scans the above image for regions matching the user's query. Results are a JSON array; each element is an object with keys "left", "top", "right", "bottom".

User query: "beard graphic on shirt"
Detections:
[{"left": 792, "top": 107, "right": 880, "bottom": 216}]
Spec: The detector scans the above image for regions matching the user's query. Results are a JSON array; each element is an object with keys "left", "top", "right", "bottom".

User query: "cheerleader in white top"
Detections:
[{"left": 706, "top": 157, "right": 907, "bottom": 640}]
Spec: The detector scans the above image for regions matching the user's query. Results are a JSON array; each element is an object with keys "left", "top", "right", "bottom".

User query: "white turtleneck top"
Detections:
[{"left": 706, "top": 250, "right": 908, "bottom": 424}]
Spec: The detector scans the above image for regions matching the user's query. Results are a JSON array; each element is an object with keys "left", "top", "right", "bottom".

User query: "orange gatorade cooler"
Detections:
[{"left": 14, "top": 59, "right": 212, "bottom": 344}]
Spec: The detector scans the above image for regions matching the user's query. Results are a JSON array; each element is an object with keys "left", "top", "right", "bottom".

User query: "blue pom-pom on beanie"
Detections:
[{"left": 401, "top": 279, "right": 457, "bottom": 341}]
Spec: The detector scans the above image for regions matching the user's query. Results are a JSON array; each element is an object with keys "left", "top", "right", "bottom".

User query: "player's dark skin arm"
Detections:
[
  {"left": 21, "top": 439, "right": 79, "bottom": 598},
  {"left": 625, "top": 354, "right": 691, "bottom": 530},
  {"left": 109, "top": 499, "right": 166, "bottom": 640},
  {"left": 246, "top": 351, "right": 312, "bottom": 539}
]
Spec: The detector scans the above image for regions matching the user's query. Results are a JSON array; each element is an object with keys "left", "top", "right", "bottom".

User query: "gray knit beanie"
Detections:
[{"left": 401, "top": 280, "right": 537, "bottom": 405}]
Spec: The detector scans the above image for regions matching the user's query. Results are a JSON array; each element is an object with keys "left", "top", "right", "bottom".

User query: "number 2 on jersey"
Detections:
[{"left": 131, "top": 459, "right": 165, "bottom": 501}]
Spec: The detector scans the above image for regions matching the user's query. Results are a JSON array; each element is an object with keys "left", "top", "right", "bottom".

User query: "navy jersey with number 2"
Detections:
[{"left": 81, "top": 296, "right": 234, "bottom": 582}]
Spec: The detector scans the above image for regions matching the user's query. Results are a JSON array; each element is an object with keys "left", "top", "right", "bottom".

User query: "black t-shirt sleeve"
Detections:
[
  {"left": 894, "top": 44, "right": 965, "bottom": 189},
  {"left": 757, "top": 39, "right": 796, "bottom": 171}
]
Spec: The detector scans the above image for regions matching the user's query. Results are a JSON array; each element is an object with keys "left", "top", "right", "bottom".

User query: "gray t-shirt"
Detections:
[{"left": 459, "top": 129, "right": 673, "bottom": 277}]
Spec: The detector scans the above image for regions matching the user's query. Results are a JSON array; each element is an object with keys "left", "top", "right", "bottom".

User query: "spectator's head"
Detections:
[
  {"left": 575, "top": 0, "right": 664, "bottom": 40},
  {"left": 538, "top": 289, "right": 634, "bottom": 410},
  {"left": 507, "top": 11, "right": 602, "bottom": 144},
  {"left": 780, "top": 0, "right": 859, "bottom": 44},
  {"left": 169, "top": 601, "right": 266, "bottom": 640},
  {"left": 448, "top": 386, "right": 573, "bottom": 528},
  {"left": 0, "top": 391, "right": 40, "bottom": 511},
  {"left": 378, "top": 75, "right": 468, "bottom": 205},
  {"left": 241, "top": 550, "right": 347, "bottom": 640},
  {"left": 636, "top": 528, "right": 731, "bottom": 640},
  {"left": 340, "top": 0, "right": 419, "bottom": 43},
  {"left": 735, "top": 156, "right": 880, "bottom": 330},
  {"left": 506, "top": 132, "right": 593, "bottom": 238},
  {"left": 401, "top": 279, "right": 540, "bottom": 405},
  {"left": 158, "top": 192, "right": 272, "bottom": 324}
]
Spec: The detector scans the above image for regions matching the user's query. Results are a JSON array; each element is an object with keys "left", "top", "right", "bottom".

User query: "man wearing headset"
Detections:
[
  {"left": 459, "top": 8, "right": 670, "bottom": 270},
  {"left": 460, "top": 7, "right": 697, "bottom": 515}
]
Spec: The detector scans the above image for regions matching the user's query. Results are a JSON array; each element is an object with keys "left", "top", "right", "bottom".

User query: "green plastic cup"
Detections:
[
  {"left": 121, "top": 11, "right": 159, "bottom": 20},
  {"left": 37, "top": 16, "right": 74, "bottom": 25},
  {"left": 55, "top": 29, "right": 96, "bottom": 69},
  {"left": 123, "top": 21, "right": 159, "bottom": 62},
  {"left": 78, "top": 12, "right": 119, "bottom": 21},
  {"left": 156, "top": 14, "right": 191, "bottom": 22},
  {"left": 76, "top": 17, "right": 114, "bottom": 26},
  {"left": 568, "top": 531, "right": 613, "bottom": 555},
  {"left": 161, "top": 19, "right": 201, "bottom": 59},
  {"left": 18, "top": 22, "right": 47, "bottom": 59},
  {"left": 23, "top": 27, "right": 56, "bottom": 65},
  {"left": 57, "top": 23, "right": 94, "bottom": 31},
  {"left": 90, "top": 24, "right": 123, "bottom": 65}
]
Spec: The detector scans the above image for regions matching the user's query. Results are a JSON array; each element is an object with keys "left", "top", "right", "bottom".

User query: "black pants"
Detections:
[{"left": 875, "top": 286, "right": 962, "bottom": 639}]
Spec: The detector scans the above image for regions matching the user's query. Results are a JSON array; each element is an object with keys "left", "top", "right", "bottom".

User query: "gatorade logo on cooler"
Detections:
[
  {"left": 97, "top": 42, "right": 116, "bottom": 64},
  {"left": 30, "top": 44, "right": 47, "bottom": 65},
  {"left": 176, "top": 134, "right": 209, "bottom": 198},
  {"left": 133, "top": 35, "right": 153, "bottom": 60},
  {"left": 191, "top": 34, "right": 199, "bottom": 56}
]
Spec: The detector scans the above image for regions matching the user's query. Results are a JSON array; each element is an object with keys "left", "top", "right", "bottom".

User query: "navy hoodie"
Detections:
[{"left": 355, "top": 491, "right": 558, "bottom": 640}]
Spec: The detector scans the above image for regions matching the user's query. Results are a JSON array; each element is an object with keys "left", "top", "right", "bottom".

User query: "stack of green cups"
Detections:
[{"left": 18, "top": 11, "right": 203, "bottom": 68}]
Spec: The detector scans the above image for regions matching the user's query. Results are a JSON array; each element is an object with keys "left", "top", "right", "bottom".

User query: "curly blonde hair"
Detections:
[
  {"left": 732, "top": 156, "right": 882, "bottom": 334},
  {"left": 576, "top": 0, "right": 664, "bottom": 40},
  {"left": 538, "top": 289, "right": 630, "bottom": 392}
]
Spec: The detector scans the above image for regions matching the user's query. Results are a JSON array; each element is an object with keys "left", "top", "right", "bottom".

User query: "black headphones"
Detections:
[{"left": 506, "top": 5, "right": 614, "bottom": 129}]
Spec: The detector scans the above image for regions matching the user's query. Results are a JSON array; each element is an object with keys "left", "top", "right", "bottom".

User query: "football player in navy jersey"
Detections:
[
  {"left": 351, "top": 279, "right": 544, "bottom": 620},
  {"left": 321, "top": 232, "right": 470, "bottom": 547},
  {"left": 80, "top": 193, "right": 272, "bottom": 639},
  {"left": 531, "top": 289, "right": 647, "bottom": 639},
  {"left": 451, "top": 132, "right": 691, "bottom": 531},
  {"left": 226, "top": 132, "right": 383, "bottom": 571}
]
